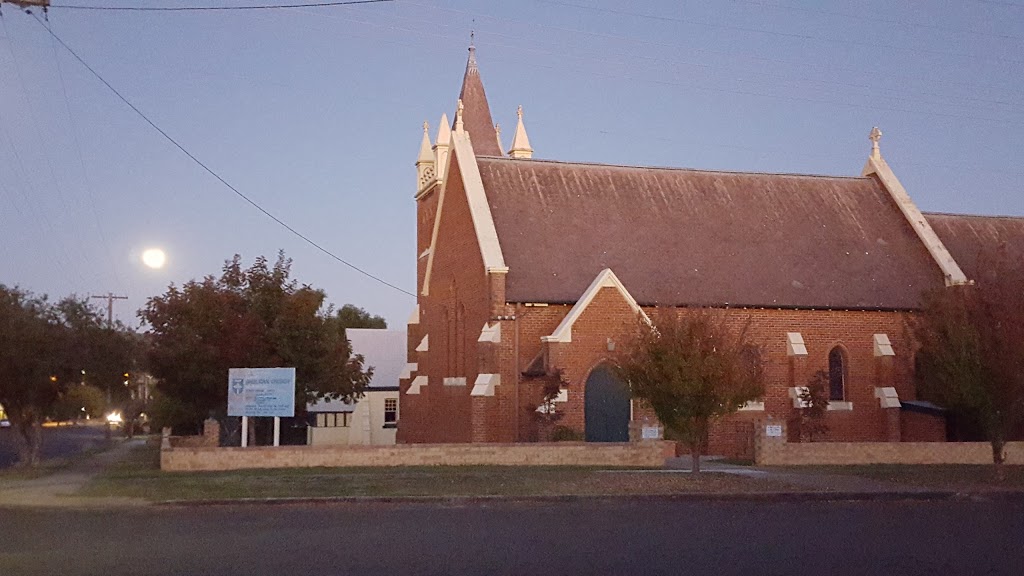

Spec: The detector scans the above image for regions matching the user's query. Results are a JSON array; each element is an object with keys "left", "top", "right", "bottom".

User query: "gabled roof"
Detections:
[
  {"left": 477, "top": 157, "right": 948, "bottom": 310},
  {"left": 925, "top": 212, "right": 1024, "bottom": 281},
  {"left": 543, "top": 269, "right": 648, "bottom": 343},
  {"left": 456, "top": 45, "right": 502, "bottom": 157}
]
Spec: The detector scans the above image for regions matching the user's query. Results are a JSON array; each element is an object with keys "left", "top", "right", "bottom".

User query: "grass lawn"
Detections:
[
  {"left": 80, "top": 443, "right": 795, "bottom": 502},
  {"left": 791, "top": 464, "right": 1024, "bottom": 490},
  {"left": 0, "top": 441, "right": 115, "bottom": 481}
]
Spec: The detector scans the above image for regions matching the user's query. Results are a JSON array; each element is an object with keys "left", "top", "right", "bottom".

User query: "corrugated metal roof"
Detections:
[
  {"left": 308, "top": 328, "right": 405, "bottom": 413},
  {"left": 477, "top": 157, "right": 947, "bottom": 309}
]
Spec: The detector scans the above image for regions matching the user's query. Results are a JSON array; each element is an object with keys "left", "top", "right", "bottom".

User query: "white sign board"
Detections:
[
  {"left": 227, "top": 367, "right": 296, "bottom": 417},
  {"left": 641, "top": 426, "right": 661, "bottom": 440},
  {"left": 765, "top": 424, "right": 783, "bottom": 438}
]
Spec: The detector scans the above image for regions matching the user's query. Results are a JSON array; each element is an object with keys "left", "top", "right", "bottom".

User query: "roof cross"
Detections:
[{"left": 869, "top": 126, "right": 882, "bottom": 159}]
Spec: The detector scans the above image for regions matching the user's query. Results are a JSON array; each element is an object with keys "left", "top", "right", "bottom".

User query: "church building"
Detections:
[{"left": 396, "top": 45, "right": 1024, "bottom": 457}]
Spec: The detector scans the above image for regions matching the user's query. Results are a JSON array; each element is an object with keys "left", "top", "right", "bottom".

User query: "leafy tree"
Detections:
[
  {"left": 789, "top": 370, "right": 830, "bottom": 443},
  {"left": 615, "top": 309, "right": 765, "bottom": 473},
  {"left": 52, "top": 384, "right": 107, "bottom": 421},
  {"left": 912, "top": 245, "right": 1024, "bottom": 478},
  {"left": 139, "top": 252, "right": 373, "bottom": 436},
  {"left": 0, "top": 286, "right": 137, "bottom": 466},
  {"left": 333, "top": 304, "right": 387, "bottom": 334}
]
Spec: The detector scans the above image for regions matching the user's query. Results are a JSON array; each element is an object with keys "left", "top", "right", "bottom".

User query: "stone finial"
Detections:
[
  {"left": 508, "top": 104, "right": 533, "bottom": 159},
  {"left": 455, "top": 99, "right": 465, "bottom": 134},
  {"left": 494, "top": 123, "right": 502, "bottom": 151},
  {"left": 869, "top": 126, "right": 882, "bottom": 159}
]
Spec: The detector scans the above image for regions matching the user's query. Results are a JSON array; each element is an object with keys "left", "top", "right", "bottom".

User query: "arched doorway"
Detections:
[{"left": 584, "top": 364, "right": 630, "bottom": 442}]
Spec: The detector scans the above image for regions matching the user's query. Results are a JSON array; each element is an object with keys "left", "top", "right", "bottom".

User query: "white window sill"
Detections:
[
  {"left": 443, "top": 377, "right": 467, "bottom": 387},
  {"left": 738, "top": 401, "right": 765, "bottom": 411},
  {"left": 827, "top": 401, "right": 853, "bottom": 411}
]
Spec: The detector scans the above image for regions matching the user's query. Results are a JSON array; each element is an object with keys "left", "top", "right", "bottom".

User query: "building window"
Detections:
[
  {"left": 315, "top": 412, "right": 350, "bottom": 427},
  {"left": 384, "top": 398, "right": 397, "bottom": 425},
  {"left": 828, "top": 347, "right": 846, "bottom": 401}
]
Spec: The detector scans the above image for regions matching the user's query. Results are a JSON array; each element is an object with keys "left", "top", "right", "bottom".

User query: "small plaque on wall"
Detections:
[
  {"left": 765, "top": 424, "right": 783, "bottom": 437},
  {"left": 641, "top": 426, "right": 660, "bottom": 440}
]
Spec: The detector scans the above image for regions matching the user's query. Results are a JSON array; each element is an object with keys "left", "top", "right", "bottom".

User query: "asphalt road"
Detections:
[
  {"left": 0, "top": 424, "right": 109, "bottom": 469},
  {"left": 2, "top": 499, "right": 1022, "bottom": 575}
]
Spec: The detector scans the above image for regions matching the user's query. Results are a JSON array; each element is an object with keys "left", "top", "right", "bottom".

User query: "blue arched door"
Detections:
[{"left": 584, "top": 365, "right": 631, "bottom": 442}]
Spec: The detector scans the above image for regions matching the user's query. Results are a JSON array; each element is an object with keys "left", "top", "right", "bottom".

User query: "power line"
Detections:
[
  {"left": 29, "top": 12, "right": 415, "bottom": 298},
  {"left": 47, "top": 0, "right": 392, "bottom": 11},
  {"left": 730, "top": 0, "right": 1024, "bottom": 43},
  {"left": 45, "top": 16, "right": 129, "bottom": 295},
  {"left": 535, "top": 0, "right": 1024, "bottom": 67}
]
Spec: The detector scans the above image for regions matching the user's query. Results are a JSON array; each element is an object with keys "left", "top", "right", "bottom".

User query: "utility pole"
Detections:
[{"left": 91, "top": 292, "right": 128, "bottom": 328}]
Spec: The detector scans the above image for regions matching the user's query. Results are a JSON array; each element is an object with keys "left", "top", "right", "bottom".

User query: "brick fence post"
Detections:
[
  {"left": 754, "top": 417, "right": 787, "bottom": 465},
  {"left": 203, "top": 418, "right": 221, "bottom": 447}
]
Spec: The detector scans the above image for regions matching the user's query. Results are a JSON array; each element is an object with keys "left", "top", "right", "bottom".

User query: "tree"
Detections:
[
  {"left": 51, "top": 384, "right": 107, "bottom": 421},
  {"left": 140, "top": 252, "right": 373, "bottom": 436},
  {"left": 614, "top": 309, "right": 765, "bottom": 472},
  {"left": 789, "top": 370, "right": 830, "bottom": 443},
  {"left": 332, "top": 304, "right": 387, "bottom": 333},
  {"left": 912, "top": 245, "right": 1024, "bottom": 478},
  {"left": 0, "top": 286, "right": 137, "bottom": 466}
]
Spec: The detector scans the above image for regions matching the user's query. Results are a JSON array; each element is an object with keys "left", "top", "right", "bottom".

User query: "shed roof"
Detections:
[{"left": 308, "top": 328, "right": 405, "bottom": 413}]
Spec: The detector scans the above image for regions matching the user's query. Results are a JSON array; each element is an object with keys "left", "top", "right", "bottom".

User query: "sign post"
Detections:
[{"left": 227, "top": 367, "right": 296, "bottom": 447}]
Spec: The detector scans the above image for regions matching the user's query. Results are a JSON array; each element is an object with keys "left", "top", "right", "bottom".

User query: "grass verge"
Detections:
[
  {"left": 789, "top": 464, "right": 1024, "bottom": 490},
  {"left": 81, "top": 443, "right": 795, "bottom": 501}
]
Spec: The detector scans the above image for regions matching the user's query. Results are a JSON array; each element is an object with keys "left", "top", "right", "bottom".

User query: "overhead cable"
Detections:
[
  {"left": 48, "top": 0, "right": 393, "bottom": 11},
  {"left": 30, "top": 12, "right": 415, "bottom": 298}
]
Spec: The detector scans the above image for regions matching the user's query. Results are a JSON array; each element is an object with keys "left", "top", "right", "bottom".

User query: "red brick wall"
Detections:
[
  {"left": 541, "top": 306, "right": 919, "bottom": 450},
  {"left": 401, "top": 150, "right": 495, "bottom": 443},
  {"left": 401, "top": 156, "right": 928, "bottom": 448},
  {"left": 902, "top": 410, "right": 947, "bottom": 442}
]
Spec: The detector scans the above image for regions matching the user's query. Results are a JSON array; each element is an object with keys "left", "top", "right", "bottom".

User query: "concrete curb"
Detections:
[{"left": 153, "top": 489, "right": 1024, "bottom": 507}]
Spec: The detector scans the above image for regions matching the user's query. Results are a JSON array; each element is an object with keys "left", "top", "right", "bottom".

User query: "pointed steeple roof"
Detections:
[{"left": 456, "top": 43, "right": 502, "bottom": 156}]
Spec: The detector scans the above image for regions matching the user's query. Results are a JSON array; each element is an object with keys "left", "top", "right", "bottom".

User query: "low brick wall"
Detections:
[
  {"left": 161, "top": 441, "right": 675, "bottom": 472},
  {"left": 757, "top": 440, "right": 1024, "bottom": 466}
]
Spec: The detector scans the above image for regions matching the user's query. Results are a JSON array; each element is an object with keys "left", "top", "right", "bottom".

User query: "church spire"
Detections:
[
  {"left": 455, "top": 39, "right": 502, "bottom": 156},
  {"left": 508, "top": 105, "right": 533, "bottom": 159}
]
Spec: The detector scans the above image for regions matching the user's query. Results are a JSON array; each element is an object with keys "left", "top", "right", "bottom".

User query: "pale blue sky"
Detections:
[{"left": 1, "top": 0, "right": 1022, "bottom": 327}]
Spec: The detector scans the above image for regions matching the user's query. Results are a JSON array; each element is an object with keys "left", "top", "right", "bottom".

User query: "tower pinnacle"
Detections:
[{"left": 508, "top": 105, "right": 534, "bottom": 159}]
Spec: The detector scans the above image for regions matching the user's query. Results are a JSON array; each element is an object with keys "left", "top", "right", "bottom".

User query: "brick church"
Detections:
[{"left": 396, "top": 45, "right": 1024, "bottom": 456}]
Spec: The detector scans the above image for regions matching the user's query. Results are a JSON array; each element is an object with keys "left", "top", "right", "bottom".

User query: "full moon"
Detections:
[{"left": 142, "top": 248, "right": 166, "bottom": 269}]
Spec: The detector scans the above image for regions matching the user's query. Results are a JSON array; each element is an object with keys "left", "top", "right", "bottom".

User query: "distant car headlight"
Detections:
[{"left": 106, "top": 412, "right": 123, "bottom": 424}]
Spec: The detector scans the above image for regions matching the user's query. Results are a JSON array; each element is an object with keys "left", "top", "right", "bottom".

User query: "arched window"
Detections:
[{"left": 828, "top": 347, "right": 846, "bottom": 401}]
